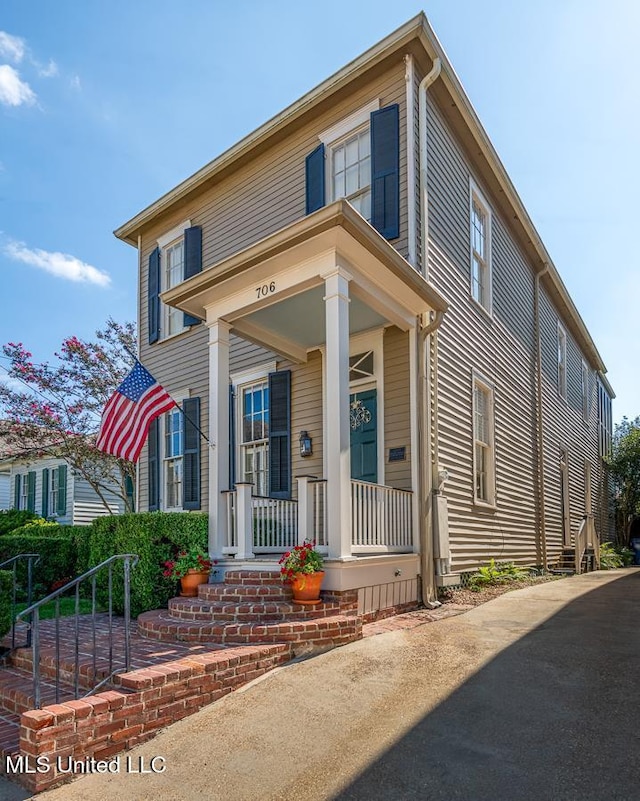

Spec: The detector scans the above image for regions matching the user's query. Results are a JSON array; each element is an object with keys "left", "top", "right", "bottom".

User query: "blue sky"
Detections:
[{"left": 0, "top": 0, "right": 637, "bottom": 421}]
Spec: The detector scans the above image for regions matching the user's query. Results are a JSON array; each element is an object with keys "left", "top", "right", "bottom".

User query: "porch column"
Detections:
[
  {"left": 324, "top": 269, "right": 353, "bottom": 560},
  {"left": 208, "top": 319, "right": 231, "bottom": 559}
]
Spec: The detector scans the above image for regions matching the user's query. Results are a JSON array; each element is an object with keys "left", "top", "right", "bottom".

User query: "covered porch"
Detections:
[{"left": 162, "top": 200, "right": 448, "bottom": 578}]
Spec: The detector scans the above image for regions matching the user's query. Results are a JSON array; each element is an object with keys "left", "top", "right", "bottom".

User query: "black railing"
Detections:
[
  {"left": 15, "top": 554, "right": 138, "bottom": 709},
  {"left": 0, "top": 553, "right": 41, "bottom": 649}
]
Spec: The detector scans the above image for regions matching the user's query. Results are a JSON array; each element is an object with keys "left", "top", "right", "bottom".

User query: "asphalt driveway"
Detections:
[{"left": 6, "top": 568, "right": 639, "bottom": 801}]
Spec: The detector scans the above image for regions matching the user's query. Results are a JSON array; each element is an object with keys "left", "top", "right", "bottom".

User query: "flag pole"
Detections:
[{"left": 172, "top": 400, "right": 215, "bottom": 449}]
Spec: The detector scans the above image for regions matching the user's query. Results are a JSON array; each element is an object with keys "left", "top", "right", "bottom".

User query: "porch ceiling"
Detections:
[{"left": 162, "top": 200, "right": 448, "bottom": 361}]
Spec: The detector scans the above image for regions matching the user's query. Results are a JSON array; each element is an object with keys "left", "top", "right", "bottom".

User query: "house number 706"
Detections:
[{"left": 256, "top": 282, "right": 276, "bottom": 299}]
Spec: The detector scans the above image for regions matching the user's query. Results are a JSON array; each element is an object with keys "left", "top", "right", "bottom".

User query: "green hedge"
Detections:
[
  {"left": 9, "top": 521, "right": 62, "bottom": 538},
  {"left": 88, "top": 513, "right": 208, "bottom": 617},
  {"left": 0, "top": 509, "right": 40, "bottom": 536},
  {"left": 0, "top": 535, "right": 78, "bottom": 600},
  {"left": 0, "top": 569, "right": 12, "bottom": 639}
]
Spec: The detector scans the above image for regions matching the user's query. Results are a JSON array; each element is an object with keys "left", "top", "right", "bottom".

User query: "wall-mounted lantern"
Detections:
[{"left": 299, "top": 430, "right": 313, "bottom": 458}]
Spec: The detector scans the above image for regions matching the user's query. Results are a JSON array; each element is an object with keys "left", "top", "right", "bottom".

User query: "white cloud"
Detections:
[
  {"left": 70, "top": 74, "right": 81, "bottom": 91},
  {"left": 37, "top": 59, "right": 58, "bottom": 78},
  {"left": 4, "top": 240, "right": 111, "bottom": 287},
  {"left": 0, "top": 31, "right": 25, "bottom": 63},
  {"left": 0, "top": 65, "right": 36, "bottom": 107}
]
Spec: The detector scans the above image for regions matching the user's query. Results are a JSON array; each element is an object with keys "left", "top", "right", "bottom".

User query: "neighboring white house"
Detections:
[{"left": 6, "top": 455, "right": 127, "bottom": 525}]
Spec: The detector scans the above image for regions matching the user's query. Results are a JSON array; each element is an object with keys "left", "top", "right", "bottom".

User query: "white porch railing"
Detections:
[
  {"left": 350, "top": 479, "right": 413, "bottom": 553},
  {"left": 223, "top": 478, "right": 413, "bottom": 558},
  {"left": 222, "top": 484, "right": 297, "bottom": 557}
]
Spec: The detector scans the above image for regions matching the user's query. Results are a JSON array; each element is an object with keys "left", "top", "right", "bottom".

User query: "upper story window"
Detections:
[
  {"left": 330, "top": 128, "right": 371, "bottom": 220},
  {"left": 148, "top": 221, "right": 202, "bottom": 345},
  {"left": 557, "top": 324, "right": 567, "bottom": 399},
  {"left": 597, "top": 380, "right": 612, "bottom": 459},
  {"left": 49, "top": 467, "right": 59, "bottom": 516},
  {"left": 163, "top": 238, "right": 186, "bottom": 338},
  {"left": 20, "top": 474, "right": 28, "bottom": 510},
  {"left": 473, "top": 375, "right": 495, "bottom": 506},
  {"left": 469, "top": 181, "right": 492, "bottom": 312},
  {"left": 581, "top": 360, "right": 589, "bottom": 422}
]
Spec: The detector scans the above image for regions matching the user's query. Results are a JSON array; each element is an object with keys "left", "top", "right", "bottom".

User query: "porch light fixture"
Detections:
[{"left": 299, "top": 431, "right": 313, "bottom": 458}]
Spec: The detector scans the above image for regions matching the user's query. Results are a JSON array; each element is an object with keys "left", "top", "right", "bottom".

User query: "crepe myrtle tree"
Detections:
[
  {"left": 0, "top": 318, "right": 137, "bottom": 514},
  {"left": 608, "top": 416, "right": 640, "bottom": 545}
]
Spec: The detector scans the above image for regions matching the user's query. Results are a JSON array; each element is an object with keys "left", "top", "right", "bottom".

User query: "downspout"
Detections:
[
  {"left": 417, "top": 57, "right": 443, "bottom": 606},
  {"left": 535, "top": 264, "right": 549, "bottom": 569},
  {"left": 405, "top": 54, "right": 417, "bottom": 267}
]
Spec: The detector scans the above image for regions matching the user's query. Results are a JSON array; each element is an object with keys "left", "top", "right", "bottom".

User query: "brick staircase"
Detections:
[
  {"left": 137, "top": 570, "right": 362, "bottom": 654},
  {"left": 0, "top": 570, "right": 363, "bottom": 793}
]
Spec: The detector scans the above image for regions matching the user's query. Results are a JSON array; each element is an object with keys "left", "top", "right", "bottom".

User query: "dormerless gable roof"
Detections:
[{"left": 115, "top": 12, "right": 610, "bottom": 382}]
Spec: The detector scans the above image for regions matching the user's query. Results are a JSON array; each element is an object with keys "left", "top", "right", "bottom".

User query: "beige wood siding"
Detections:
[
  {"left": 136, "top": 61, "right": 409, "bottom": 511},
  {"left": 383, "top": 327, "right": 412, "bottom": 490},
  {"left": 425, "top": 92, "right": 603, "bottom": 571}
]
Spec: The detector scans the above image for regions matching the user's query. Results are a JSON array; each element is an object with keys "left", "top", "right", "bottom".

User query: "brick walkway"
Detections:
[{"left": 362, "top": 603, "right": 473, "bottom": 636}]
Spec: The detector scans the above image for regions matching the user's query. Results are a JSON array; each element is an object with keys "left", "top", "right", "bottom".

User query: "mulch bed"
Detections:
[{"left": 437, "top": 575, "right": 563, "bottom": 608}]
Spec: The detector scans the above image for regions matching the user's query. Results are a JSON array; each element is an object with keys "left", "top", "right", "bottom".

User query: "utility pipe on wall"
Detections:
[
  {"left": 535, "top": 264, "right": 549, "bottom": 570},
  {"left": 417, "top": 57, "right": 444, "bottom": 606}
]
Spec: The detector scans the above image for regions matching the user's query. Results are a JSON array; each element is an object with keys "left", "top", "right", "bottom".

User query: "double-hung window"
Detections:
[
  {"left": 581, "top": 360, "right": 589, "bottom": 421},
  {"left": 164, "top": 407, "right": 183, "bottom": 509},
  {"left": 473, "top": 377, "right": 495, "bottom": 506},
  {"left": 163, "top": 238, "right": 185, "bottom": 338},
  {"left": 49, "top": 468, "right": 59, "bottom": 516},
  {"left": 470, "top": 182, "right": 492, "bottom": 312},
  {"left": 240, "top": 379, "right": 270, "bottom": 496},
  {"left": 20, "top": 475, "right": 28, "bottom": 511},
  {"left": 557, "top": 324, "right": 567, "bottom": 400},
  {"left": 330, "top": 128, "right": 371, "bottom": 220}
]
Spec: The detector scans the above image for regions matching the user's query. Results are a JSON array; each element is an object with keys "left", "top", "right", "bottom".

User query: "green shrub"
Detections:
[
  {"left": 88, "top": 512, "right": 208, "bottom": 617},
  {"left": 0, "top": 535, "right": 77, "bottom": 600},
  {"left": 469, "top": 559, "right": 530, "bottom": 591},
  {"left": 599, "top": 542, "right": 633, "bottom": 569},
  {"left": 0, "top": 509, "right": 40, "bottom": 536},
  {"left": 10, "top": 521, "right": 62, "bottom": 538},
  {"left": 0, "top": 569, "right": 12, "bottom": 638}
]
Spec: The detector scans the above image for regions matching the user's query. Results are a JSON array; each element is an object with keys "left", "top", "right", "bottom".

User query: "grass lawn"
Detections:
[{"left": 15, "top": 598, "right": 106, "bottom": 619}]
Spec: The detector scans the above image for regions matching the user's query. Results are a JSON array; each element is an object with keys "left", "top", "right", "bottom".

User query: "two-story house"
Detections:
[{"left": 115, "top": 13, "right": 614, "bottom": 619}]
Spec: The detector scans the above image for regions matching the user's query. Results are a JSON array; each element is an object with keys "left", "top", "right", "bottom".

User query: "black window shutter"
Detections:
[
  {"left": 182, "top": 397, "right": 201, "bottom": 510},
  {"left": 183, "top": 226, "right": 203, "bottom": 328},
  {"left": 27, "top": 471, "right": 36, "bottom": 513},
  {"left": 14, "top": 474, "right": 21, "bottom": 510},
  {"left": 371, "top": 104, "right": 400, "bottom": 239},
  {"left": 148, "top": 247, "right": 161, "bottom": 344},
  {"left": 268, "top": 370, "right": 291, "bottom": 499},
  {"left": 148, "top": 417, "right": 160, "bottom": 512},
  {"left": 305, "top": 143, "right": 325, "bottom": 215},
  {"left": 42, "top": 469, "right": 49, "bottom": 518},
  {"left": 229, "top": 384, "right": 236, "bottom": 490},
  {"left": 56, "top": 465, "right": 67, "bottom": 516}
]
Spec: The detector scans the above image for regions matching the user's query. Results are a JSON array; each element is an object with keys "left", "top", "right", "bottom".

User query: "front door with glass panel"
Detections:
[{"left": 350, "top": 389, "right": 377, "bottom": 483}]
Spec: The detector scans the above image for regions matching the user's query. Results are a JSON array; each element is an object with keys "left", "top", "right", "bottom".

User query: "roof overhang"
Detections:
[
  {"left": 117, "top": 12, "right": 610, "bottom": 383},
  {"left": 162, "top": 200, "right": 448, "bottom": 362}
]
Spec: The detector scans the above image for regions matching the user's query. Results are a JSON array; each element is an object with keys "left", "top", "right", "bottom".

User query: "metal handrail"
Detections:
[
  {"left": 0, "top": 554, "right": 41, "bottom": 649},
  {"left": 15, "top": 554, "right": 139, "bottom": 709}
]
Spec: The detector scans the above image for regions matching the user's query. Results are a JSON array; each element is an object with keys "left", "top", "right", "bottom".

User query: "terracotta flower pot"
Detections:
[
  {"left": 179, "top": 569, "right": 210, "bottom": 597},
  {"left": 290, "top": 571, "right": 325, "bottom": 605}
]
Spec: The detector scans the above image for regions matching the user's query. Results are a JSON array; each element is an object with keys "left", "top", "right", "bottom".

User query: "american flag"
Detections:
[{"left": 96, "top": 362, "right": 175, "bottom": 462}]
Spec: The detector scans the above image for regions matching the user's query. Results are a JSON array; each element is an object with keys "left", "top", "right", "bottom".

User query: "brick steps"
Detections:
[
  {"left": 199, "top": 583, "right": 293, "bottom": 602},
  {"left": 0, "top": 665, "right": 78, "bottom": 715},
  {"left": 137, "top": 609, "right": 361, "bottom": 655},
  {"left": 168, "top": 596, "right": 343, "bottom": 622}
]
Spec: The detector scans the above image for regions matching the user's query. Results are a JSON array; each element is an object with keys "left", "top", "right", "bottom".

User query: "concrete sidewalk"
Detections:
[{"left": 7, "top": 569, "right": 640, "bottom": 801}]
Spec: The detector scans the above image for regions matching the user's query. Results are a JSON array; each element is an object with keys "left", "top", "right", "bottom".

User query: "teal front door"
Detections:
[{"left": 350, "top": 389, "right": 377, "bottom": 483}]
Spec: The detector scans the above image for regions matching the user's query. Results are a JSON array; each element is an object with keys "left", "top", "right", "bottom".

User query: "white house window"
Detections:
[
  {"left": 597, "top": 380, "right": 612, "bottom": 459},
  {"left": 558, "top": 324, "right": 567, "bottom": 399},
  {"left": 581, "top": 360, "right": 589, "bottom": 421},
  {"left": 164, "top": 408, "right": 183, "bottom": 509},
  {"left": 49, "top": 468, "right": 59, "bottom": 516},
  {"left": 240, "top": 380, "right": 270, "bottom": 496},
  {"left": 330, "top": 128, "right": 371, "bottom": 219},
  {"left": 163, "top": 238, "right": 185, "bottom": 338},
  {"left": 470, "top": 182, "right": 492, "bottom": 312},
  {"left": 473, "top": 377, "right": 495, "bottom": 506},
  {"left": 20, "top": 475, "right": 28, "bottom": 511}
]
